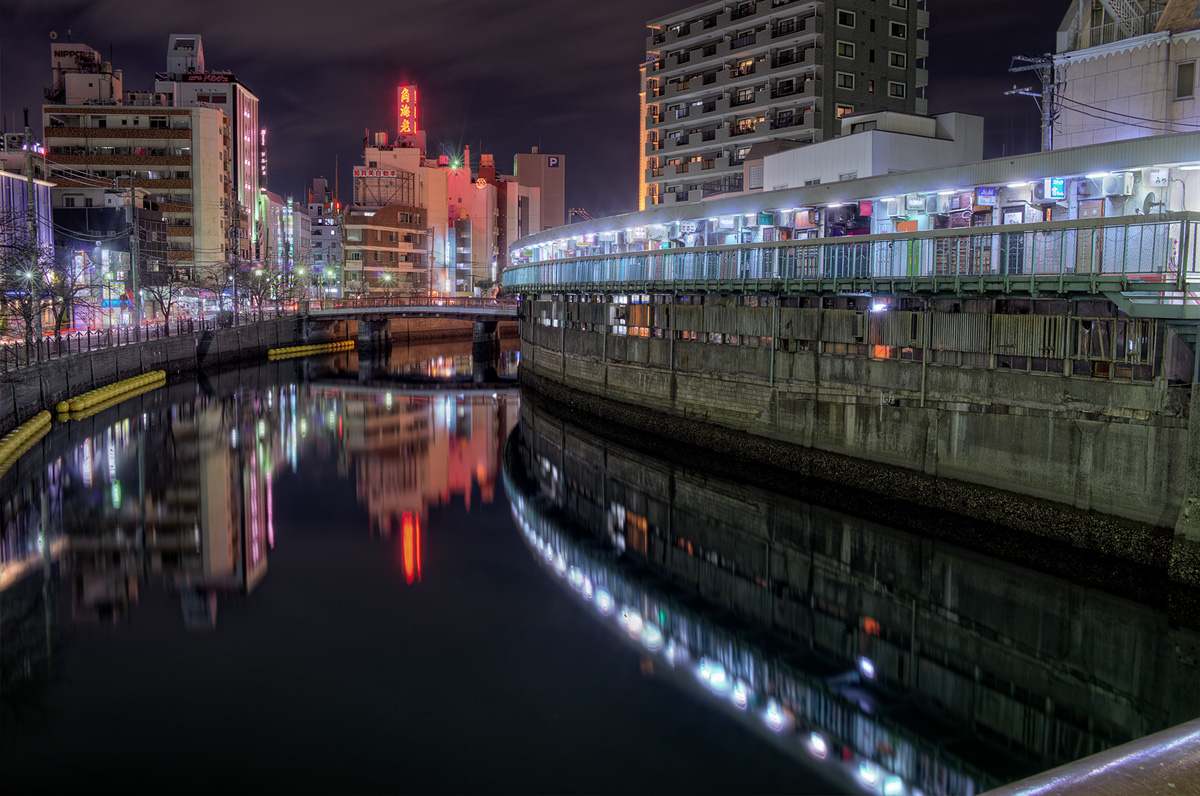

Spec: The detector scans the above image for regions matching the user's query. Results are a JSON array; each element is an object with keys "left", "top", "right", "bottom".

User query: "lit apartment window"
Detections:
[
  {"left": 838, "top": 10, "right": 855, "bottom": 27},
  {"left": 836, "top": 104, "right": 854, "bottom": 118},
  {"left": 837, "top": 72, "right": 855, "bottom": 90},
  {"left": 890, "top": 51, "right": 907, "bottom": 69},
  {"left": 891, "top": 22, "right": 907, "bottom": 38},
  {"left": 891, "top": 0, "right": 908, "bottom": 6},
  {"left": 837, "top": 41, "right": 855, "bottom": 59},
  {"left": 1177, "top": 62, "right": 1196, "bottom": 100},
  {"left": 889, "top": 81, "right": 907, "bottom": 98}
]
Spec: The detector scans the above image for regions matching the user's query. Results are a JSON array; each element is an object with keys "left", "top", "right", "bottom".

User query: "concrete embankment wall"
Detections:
[
  {"left": 519, "top": 311, "right": 1197, "bottom": 581},
  {"left": 0, "top": 317, "right": 328, "bottom": 434}
]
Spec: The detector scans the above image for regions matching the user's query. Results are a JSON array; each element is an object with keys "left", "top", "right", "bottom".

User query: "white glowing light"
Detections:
[
  {"left": 810, "top": 732, "right": 828, "bottom": 759},
  {"left": 884, "top": 775, "right": 904, "bottom": 795},
  {"left": 620, "top": 608, "right": 644, "bottom": 636},
  {"left": 732, "top": 680, "right": 749, "bottom": 709},
  {"left": 699, "top": 658, "right": 712, "bottom": 681},
  {"left": 582, "top": 577, "right": 594, "bottom": 601},
  {"left": 1085, "top": 172, "right": 1110, "bottom": 180},
  {"left": 872, "top": 302, "right": 888, "bottom": 312},
  {"left": 568, "top": 566, "right": 584, "bottom": 589},
  {"left": 1006, "top": 181, "right": 1029, "bottom": 188},
  {"left": 937, "top": 189, "right": 955, "bottom": 196},
  {"left": 859, "top": 656, "right": 876, "bottom": 680},
  {"left": 642, "top": 624, "right": 663, "bottom": 651},
  {"left": 596, "top": 588, "right": 614, "bottom": 615},
  {"left": 859, "top": 762, "right": 879, "bottom": 786},
  {"left": 765, "top": 698, "right": 784, "bottom": 731},
  {"left": 555, "top": 554, "right": 567, "bottom": 575}
]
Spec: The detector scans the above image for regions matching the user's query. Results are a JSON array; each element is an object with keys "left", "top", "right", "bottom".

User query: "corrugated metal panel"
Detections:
[
  {"left": 736, "top": 307, "right": 772, "bottom": 337},
  {"left": 992, "top": 315, "right": 1069, "bottom": 357},
  {"left": 675, "top": 305, "right": 704, "bottom": 332},
  {"left": 822, "top": 309, "right": 863, "bottom": 343},
  {"left": 778, "top": 308, "right": 822, "bottom": 339},
  {"left": 933, "top": 312, "right": 990, "bottom": 353},
  {"left": 871, "top": 311, "right": 922, "bottom": 347},
  {"left": 704, "top": 305, "right": 738, "bottom": 334}
]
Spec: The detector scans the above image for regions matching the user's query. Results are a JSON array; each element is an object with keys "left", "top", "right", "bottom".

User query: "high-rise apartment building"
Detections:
[
  {"left": 154, "top": 34, "right": 260, "bottom": 262},
  {"left": 641, "top": 0, "right": 928, "bottom": 207},
  {"left": 307, "top": 177, "right": 344, "bottom": 297},
  {"left": 42, "top": 42, "right": 231, "bottom": 286}
]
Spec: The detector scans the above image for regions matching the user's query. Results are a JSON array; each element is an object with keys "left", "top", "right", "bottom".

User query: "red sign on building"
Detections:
[{"left": 398, "top": 85, "right": 419, "bottom": 137}]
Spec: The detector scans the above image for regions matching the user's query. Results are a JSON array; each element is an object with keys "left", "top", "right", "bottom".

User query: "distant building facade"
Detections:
[{"left": 640, "top": 0, "right": 929, "bottom": 208}]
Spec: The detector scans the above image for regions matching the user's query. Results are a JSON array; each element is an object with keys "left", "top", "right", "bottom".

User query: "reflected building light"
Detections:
[
  {"left": 555, "top": 553, "right": 567, "bottom": 576},
  {"left": 107, "top": 432, "right": 117, "bottom": 481},
  {"left": 884, "top": 775, "right": 904, "bottom": 795},
  {"left": 266, "top": 472, "right": 275, "bottom": 549},
  {"left": 859, "top": 761, "right": 879, "bottom": 787},
  {"left": 582, "top": 577, "right": 594, "bottom": 601},
  {"left": 732, "top": 680, "right": 749, "bottom": 709},
  {"left": 620, "top": 607, "right": 644, "bottom": 636},
  {"left": 596, "top": 587, "right": 614, "bottom": 615},
  {"left": 642, "top": 623, "right": 663, "bottom": 651},
  {"left": 568, "top": 565, "right": 585, "bottom": 589},
  {"left": 401, "top": 511, "right": 422, "bottom": 584},
  {"left": 764, "top": 698, "right": 784, "bottom": 731},
  {"left": 859, "top": 656, "right": 876, "bottom": 680},
  {"left": 809, "top": 732, "right": 828, "bottom": 759},
  {"left": 82, "top": 439, "right": 93, "bottom": 488}
]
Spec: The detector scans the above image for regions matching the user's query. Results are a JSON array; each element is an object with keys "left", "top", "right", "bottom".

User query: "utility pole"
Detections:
[
  {"left": 1008, "top": 54, "right": 1059, "bottom": 152},
  {"left": 24, "top": 108, "right": 42, "bottom": 338},
  {"left": 128, "top": 176, "right": 141, "bottom": 328}
]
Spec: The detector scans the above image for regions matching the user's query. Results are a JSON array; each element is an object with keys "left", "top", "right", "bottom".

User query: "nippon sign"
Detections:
[
  {"left": 398, "top": 85, "right": 419, "bottom": 136},
  {"left": 183, "top": 73, "right": 235, "bottom": 83},
  {"left": 353, "top": 167, "right": 401, "bottom": 178}
]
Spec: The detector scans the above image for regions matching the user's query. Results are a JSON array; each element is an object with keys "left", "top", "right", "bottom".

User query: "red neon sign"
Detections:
[{"left": 398, "top": 85, "right": 419, "bottom": 137}]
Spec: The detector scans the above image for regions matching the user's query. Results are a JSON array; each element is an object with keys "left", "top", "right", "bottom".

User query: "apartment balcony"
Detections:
[
  {"left": 665, "top": 133, "right": 693, "bottom": 150},
  {"left": 915, "top": 67, "right": 929, "bottom": 88},
  {"left": 644, "top": 167, "right": 665, "bottom": 181},
  {"left": 665, "top": 22, "right": 694, "bottom": 43},
  {"left": 166, "top": 225, "right": 193, "bottom": 237},
  {"left": 916, "top": 38, "right": 929, "bottom": 58},
  {"left": 44, "top": 126, "right": 191, "bottom": 140},
  {"left": 644, "top": 141, "right": 665, "bottom": 157},
  {"left": 916, "top": 8, "right": 929, "bottom": 28},
  {"left": 646, "top": 113, "right": 664, "bottom": 128},
  {"left": 772, "top": 45, "right": 821, "bottom": 71},
  {"left": 46, "top": 153, "right": 192, "bottom": 167},
  {"left": 729, "top": 32, "right": 758, "bottom": 51},
  {"left": 772, "top": 12, "right": 821, "bottom": 42},
  {"left": 667, "top": 163, "right": 691, "bottom": 178},
  {"left": 155, "top": 201, "right": 193, "bottom": 213},
  {"left": 166, "top": 250, "right": 193, "bottom": 262},
  {"left": 772, "top": 76, "right": 821, "bottom": 100}
]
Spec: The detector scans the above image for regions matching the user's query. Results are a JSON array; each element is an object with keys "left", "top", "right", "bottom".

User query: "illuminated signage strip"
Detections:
[{"left": 398, "top": 85, "right": 419, "bottom": 136}]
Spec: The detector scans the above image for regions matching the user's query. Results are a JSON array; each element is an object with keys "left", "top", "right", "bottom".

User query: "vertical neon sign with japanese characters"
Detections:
[{"left": 398, "top": 85, "right": 419, "bottom": 136}]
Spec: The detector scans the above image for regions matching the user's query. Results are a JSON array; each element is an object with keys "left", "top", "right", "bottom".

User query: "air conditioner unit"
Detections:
[
  {"left": 1032, "top": 182, "right": 1046, "bottom": 202},
  {"left": 886, "top": 199, "right": 901, "bottom": 217},
  {"left": 1102, "top": 172, "right": 1134, "bottom": 197}
]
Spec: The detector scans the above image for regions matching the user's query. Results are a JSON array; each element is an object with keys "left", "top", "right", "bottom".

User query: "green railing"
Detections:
[{"left": 503, "top": 213, "right": 1200, "bottom": 304}]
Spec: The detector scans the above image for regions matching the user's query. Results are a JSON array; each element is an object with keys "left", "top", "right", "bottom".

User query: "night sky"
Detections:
[{"left": 2, "top": 0, "right": 1070, "bottom": 218}]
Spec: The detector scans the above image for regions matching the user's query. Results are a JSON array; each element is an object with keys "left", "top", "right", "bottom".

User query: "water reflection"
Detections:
[
  {"left": 1, "top": 344, "right": 518, "bottom": 714},
  {"left": 503, "top": 395, "right": 1200, "bottom": 796}
]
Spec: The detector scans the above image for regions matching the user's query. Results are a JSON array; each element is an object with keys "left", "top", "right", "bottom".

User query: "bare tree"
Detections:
[
  {"left": 45, "top": 252, "right": 102, "bottom": 337},
  {"left": 0, "top": 207, "right": 54, "bottom": 347},
  {"left": 142, "top": 266, "right": 189, "bottom": 328}
]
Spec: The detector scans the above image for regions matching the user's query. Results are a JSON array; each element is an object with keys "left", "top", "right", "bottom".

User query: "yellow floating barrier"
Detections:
[
  {"left": 267, "top": 339, "right": 355, "bottom": 360},
  {"left": 60, "top": 371, "right": 167, "bottom": 415},
  {"left": 0, "top": 411, "right": 52, "bottom": 477}
]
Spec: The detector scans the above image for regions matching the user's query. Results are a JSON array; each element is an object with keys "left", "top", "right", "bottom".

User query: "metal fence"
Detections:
[
  {"left": 1, "top": 310, "right": 296, "bottom": 373},
  {"left": 308, "top": 296, "right": 520, "bottom": 312},
  {"left": 503, "top": 214, "right": 1200, "bottom": 303}
]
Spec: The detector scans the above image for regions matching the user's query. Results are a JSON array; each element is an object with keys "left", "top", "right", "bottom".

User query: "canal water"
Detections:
[{"left": 1, "top": 340, "right": 1197, "bottom": 794}]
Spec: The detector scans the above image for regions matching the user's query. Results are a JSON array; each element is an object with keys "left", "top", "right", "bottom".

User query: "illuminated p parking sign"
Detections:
[{"left": 548, "top": 156, "right": 560, "bottom": 168}]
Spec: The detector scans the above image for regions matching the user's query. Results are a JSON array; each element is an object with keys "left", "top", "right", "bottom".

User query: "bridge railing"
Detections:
[
  {"left": 308, "top": 296, "right": 519, "bottom": 312},
  {"left": 502, "top": 213, "right": 1200, "bottom": 300}
]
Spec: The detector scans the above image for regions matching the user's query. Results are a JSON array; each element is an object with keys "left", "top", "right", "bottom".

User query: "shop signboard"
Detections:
[{"left": 974, "top": 187, "right": 997, "bottom": 207}]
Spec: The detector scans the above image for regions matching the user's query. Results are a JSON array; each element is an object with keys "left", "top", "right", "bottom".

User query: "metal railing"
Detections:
[
  {"left": 308, "top": 296, "right": 519, "bottom": 313},
  {"left": 1, "top": 310, "right": 296, "bottom": 373},
  {"left": 503, "top": 214, "right": 1200, "bottom": 310}
]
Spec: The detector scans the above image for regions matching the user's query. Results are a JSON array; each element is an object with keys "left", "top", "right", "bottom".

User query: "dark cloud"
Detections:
[{"left": 4, "top": 0, "right": 1069, "bottom": 217}]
